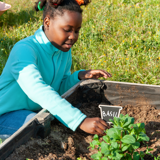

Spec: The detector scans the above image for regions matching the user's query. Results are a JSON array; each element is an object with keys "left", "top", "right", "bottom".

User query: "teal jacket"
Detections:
[{"left": 0, "top": 26, "right": 86, "bottom": 131}]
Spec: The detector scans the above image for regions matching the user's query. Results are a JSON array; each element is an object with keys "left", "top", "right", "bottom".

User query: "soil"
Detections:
[{"left": 6, "top": 86, "right": 160, "bottom": 160}]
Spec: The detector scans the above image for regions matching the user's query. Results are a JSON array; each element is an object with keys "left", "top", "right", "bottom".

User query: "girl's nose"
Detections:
[{"left": 68, "top": 32, "right": 76, "bottom": 40}]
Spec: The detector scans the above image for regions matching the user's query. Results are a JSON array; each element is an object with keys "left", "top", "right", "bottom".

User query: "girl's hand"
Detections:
[
  {"left": 79, "top": 117, "right": 110, "bottom": 136},
  {"left": 78, "top": 69, "right": 112, "bottom": 80}
]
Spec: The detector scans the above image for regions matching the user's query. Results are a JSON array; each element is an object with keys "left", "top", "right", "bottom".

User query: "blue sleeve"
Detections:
[
  {"left": 58, "top": 50, "right": 85, "bottom": 95},
  {"left": 10, "top": 44, "right": 87, "bottom": 131}
]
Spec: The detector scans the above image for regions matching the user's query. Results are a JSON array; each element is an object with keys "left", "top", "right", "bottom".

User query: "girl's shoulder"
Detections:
[
  {"left": 9, "top": 35, "right": 39, "bottom": 61},
  {"left": 14, "top": 35, "right": 36, "bottom": 48}
]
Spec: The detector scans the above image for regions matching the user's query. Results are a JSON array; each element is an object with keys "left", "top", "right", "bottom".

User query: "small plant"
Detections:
[
  {"left": 153, "top": 154, "right": 160, "bottom": 160},
  {"left": 89, "top": 114, "right": 153, "bottom": 160}
]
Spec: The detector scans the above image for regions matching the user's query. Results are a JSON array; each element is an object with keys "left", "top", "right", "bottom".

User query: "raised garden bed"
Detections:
[{"left": 3, "top": 80, "right": 160, "bottom": 160}]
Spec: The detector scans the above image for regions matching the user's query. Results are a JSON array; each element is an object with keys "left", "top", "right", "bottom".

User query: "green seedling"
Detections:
[
  {"left": 154, "top": 155, "right": 160, "bottom": 160},
  {"left": 89, "top": 114, "right": 153, "bottom": 160}
]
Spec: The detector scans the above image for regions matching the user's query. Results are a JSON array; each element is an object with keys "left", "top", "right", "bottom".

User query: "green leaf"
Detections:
[
  {"left": 104, "top": 151, "right": 110, "bottom": 157},
  {"left": 101, "top": 141, "right": 110, "bottom": 155},
  {"left": 137, "top": 123, "right": 146, "bottom": 133},
  {"left": 89, "top": 139, "right": 101, "bottom": 149},
  {"left": 132, "top": 142, "right": 140, "bottom": 149},
  {"left": 129, "top": 123, "right": 146, "bottom": 135},
  {"left": 101, "top": 157, "right": 108, "bottom": 160},
  {"left": 93, "top": 134, "right": 99, "bottom": 140},
  {"left": 137, "top": 123, "right": 145, "bottom": 129},
  {"left": 114, "top": 126, "right": 124, "bottom": 131},
  {"left": 129, "top": 124, "right": 139, "bottom": 135},
  {"left": 133, "top": 152, "right": 140, "bottom": 160},
  {"left": 111, "top": 142, "right": 118, "bottom": 149},
  {"left": 109, "top": 119, "right": 114, "bottom": 123},
  {"left": 107, "top": 150, "right": 124, "bottom": 160},
  {"left": 89, "top": 142, "right": 94, "bottom": 149},
  {"left": 114, "top": 151, "right": 124, "bottom": 159},
  {"left": 146, "top": 147, "right": 153, "bottom": 152},
  {"left": 125, "top": 153, "right": 132, "bottom": 160},
  {"left": 138, "top": 132, "right": 149, "bottom": 142},
  {"left": 123, "top": 117, "right": 134, "bottom": 127},
  {"left": 121, "top": 135, "right": 136, "bottom": 144},
  {"left": 107, "top": 128, "right": 121, "bottom": 140},
  {"left": 120, "top": 114, "right": 124, "bottom": 118},
  {"left": 122, "top": 144, "right": 130, "bottom": 151},
  {"left": 103, "top": 135, "right": 110, "bottom": 143},
  {"left": 139, "top": 151, "right": 145, "bottom": 158},
  {"left": 128, "top": 145, "right": 134, "bottom": 153},
  {"left": 107, "top": 150, "right": 123, "bottom": 160},
  {"left": 114, "top": 117, "right": 121, "bottom": 127},
  {"left": 92, "top": 140, "right": 101, "bottom": 146},
  {"left": 107, "top": 154, "right": 114, "bottom": 159},
  {"left": 91, "top": 151, "right": 102, "bottom": 160},
  {"left": 145, "top": 147, "right": 154, "bottom": 157}
]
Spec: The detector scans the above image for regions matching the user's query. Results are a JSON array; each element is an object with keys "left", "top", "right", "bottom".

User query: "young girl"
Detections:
[{"left": 0, "top": 0, "right": 112, "bottom": 140}]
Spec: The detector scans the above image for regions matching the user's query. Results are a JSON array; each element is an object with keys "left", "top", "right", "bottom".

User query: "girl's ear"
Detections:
[{"left": 44, "top": 16, "right": 50, "bottom": 30}]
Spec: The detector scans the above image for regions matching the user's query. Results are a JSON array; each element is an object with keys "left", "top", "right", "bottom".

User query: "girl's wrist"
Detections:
[
  {"left": 78, "top": 72, "right": 81, "bottom": 80},
  {"left": 78, "top": 71, "right": 84, "bottom": 80}
]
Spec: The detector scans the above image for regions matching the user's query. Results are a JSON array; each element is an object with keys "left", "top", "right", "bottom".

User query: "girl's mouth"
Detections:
[{"left": 64, "top": 43, "right": 73, "bottom": 49}]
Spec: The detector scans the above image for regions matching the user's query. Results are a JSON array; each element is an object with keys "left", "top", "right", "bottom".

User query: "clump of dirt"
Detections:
[{"left": 6, "top": 87, "right": 160, "bottom": 160}]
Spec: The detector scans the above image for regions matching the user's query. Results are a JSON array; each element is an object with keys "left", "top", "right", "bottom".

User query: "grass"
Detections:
[{"left": 0, "top": 0, "right": 160, "bottom": 85}]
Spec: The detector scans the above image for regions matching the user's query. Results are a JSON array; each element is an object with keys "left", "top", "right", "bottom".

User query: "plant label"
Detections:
[{"left": 99, "top": 105, "right": 122, "bottom": 123}]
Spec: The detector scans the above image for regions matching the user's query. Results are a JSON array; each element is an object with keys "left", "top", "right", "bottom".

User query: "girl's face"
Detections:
[{"left": 44, "top": 10, "right": 82, "bottom": 52}]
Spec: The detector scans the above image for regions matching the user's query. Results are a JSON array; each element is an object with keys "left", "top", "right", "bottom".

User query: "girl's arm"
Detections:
[{"left": 10, "top": 44, "right": 86, "bottom": 131}]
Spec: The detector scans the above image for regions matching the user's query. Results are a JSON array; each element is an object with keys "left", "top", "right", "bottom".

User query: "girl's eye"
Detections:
[
  {"left": 75, "top": 28, "right": 81, "bottom": 34},
  {"left": 63, "top": 29, "right": 71, "bottom": 32},
  {"left": 75, "top": 30, "right": 80, "bottom": 34},
  {"left": 63, "top": 28, "right": 80, "bottom": 33}
]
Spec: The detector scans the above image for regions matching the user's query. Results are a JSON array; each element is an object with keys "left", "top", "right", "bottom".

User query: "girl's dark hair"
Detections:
[{"left": 34, "top": 0, "right": 91, "bottom": 19}]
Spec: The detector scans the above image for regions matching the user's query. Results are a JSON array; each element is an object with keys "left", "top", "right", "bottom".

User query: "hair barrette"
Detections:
[
  {"left": 37, "top": 1, "right": 45, "bottom": 11},
  {"left": 76, "top": 0, "right": 84, "bottom": 5},
  {"left": 53, "top": 3, "right": 58, "bottom": 6}
]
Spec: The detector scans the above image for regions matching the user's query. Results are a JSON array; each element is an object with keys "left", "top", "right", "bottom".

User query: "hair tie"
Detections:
[
  {"left": 38, "top": 1, "right": 45, "bottom": 11},
  {"left": 76, "top": 0, "right": 84, "bottom": 5},
  {"left": 53, "top": 3, "right": 58, "bottom": 6}
]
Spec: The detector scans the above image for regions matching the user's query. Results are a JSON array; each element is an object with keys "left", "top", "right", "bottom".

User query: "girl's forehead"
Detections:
[{"left": 51, "top": 10, "right": 82, "bottom": 24}]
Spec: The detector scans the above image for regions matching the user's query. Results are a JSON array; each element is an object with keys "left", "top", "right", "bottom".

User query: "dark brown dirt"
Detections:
[{"left": 6, "top": 88, "right": 160, "bottom": 160}]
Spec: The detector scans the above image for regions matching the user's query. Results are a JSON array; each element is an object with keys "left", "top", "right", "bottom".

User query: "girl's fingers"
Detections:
[
  {"left": 79, "top": 117, "right": 110, "bottom": 136},
  {"left": 96, "top": 75, "right": 99, "bottom": 79},
  {"left": 91, "top": 70, "right": 112, "bottom": 78},
  {"left": 99, "top": 70, "right": 112, "bottom": 77},
  {"left": 94, "top": 126, "right": 106, "bottom": 136},
  {"left": 94, "top": 129, "right": 104, "bottom": 136},
  {"left": 99, "top": 119, "right": 110, "bottom": 128},
  {"left": 82, "top": 69, "right": 112, "bottom": 80},
  {"left": 97, "top": 119, "right": 110, "bottom": 131},
  {"left": 92, "top": 130, "right": 100, "bottom": 135},
  {"left": 93, "top": 119, "right": 109, "bottom": 135}
]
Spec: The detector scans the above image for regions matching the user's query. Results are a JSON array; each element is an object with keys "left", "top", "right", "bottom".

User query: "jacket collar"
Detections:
[{"left": 34, "top": 25, "right": 59, "bottom": 55}]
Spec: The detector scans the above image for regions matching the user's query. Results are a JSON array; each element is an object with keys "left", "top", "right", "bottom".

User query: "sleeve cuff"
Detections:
[
  {"left": 72, "top": 69, "right": 85, "bottom": 83},
  {"left": 71, "top": 114, "right": 87, "bottom": 131}
]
